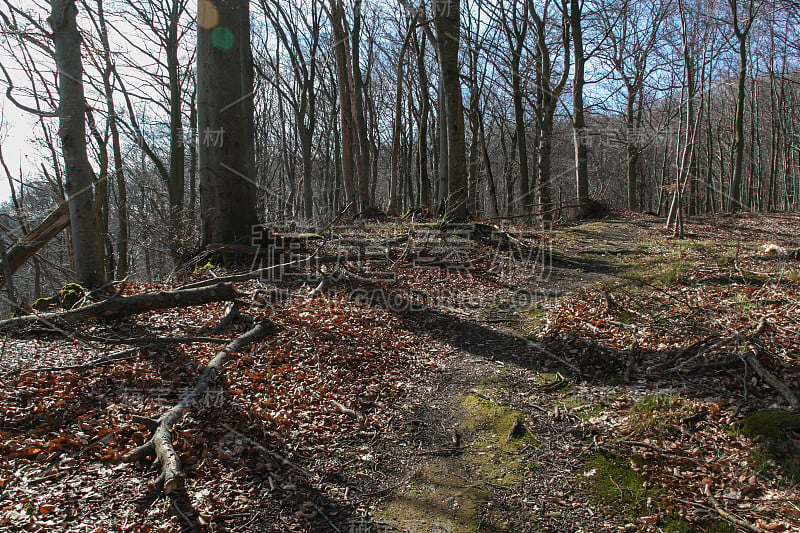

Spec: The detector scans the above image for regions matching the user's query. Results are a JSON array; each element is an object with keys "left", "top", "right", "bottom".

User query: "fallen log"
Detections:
[
  {"left": 0, "top": 282, "right": 238, "bottom": 333},
  {"left": 124, "top": 321, "right": 275, "bottom": 492},
  {"left": 0, "top": 201, "right": 70, "bottom": 289},
  {"left": 179, "top": 253, "right": 385, "bottom": 290}
]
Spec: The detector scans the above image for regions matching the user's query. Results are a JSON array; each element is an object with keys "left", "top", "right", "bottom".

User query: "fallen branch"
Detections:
[
  {"left": 75, "top": 334, "right": 230, "bottom": 346},
  {"left": 306, "top": 277, "right": 330, "bottom": 299},
  {"left": 707, "top": 492, "right": 765, "bottom": 533},
  {"left": 179, "top": 254, "right": 384, "bottom": 290},
  {"left": 124, "top": 321, "right": 275, "bottom": 493},
  {"left": 210, "top": 301, "right": 241, "bottom": 334},
  {"left": 0, "top": 283, "right": 238, "bottom": 333},
  {"left": 744, "top": 350, "right": 799, "bottom": 411},
  {"left": 0, "top": 201, "right": 70, "bottom": 289},
  {"left": 20, "top": 344, "right": 161, "bottom": 373},
  {"left": 18, "top": 335, "right": 237, "bottom": 374}
]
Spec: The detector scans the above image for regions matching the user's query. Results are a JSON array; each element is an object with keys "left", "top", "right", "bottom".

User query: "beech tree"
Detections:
[
  {"left": 49, "top": 0, "right": 105, "bottom": 286},
  {"left": 197, "top": 0, "right": 259, "bottom": 244},
  {"left": 433, "top": 0, "right": 468, "bottom": 220}
]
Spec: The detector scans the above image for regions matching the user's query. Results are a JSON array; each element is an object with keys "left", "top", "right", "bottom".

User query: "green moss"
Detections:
[
  {"left": 377, "top": 462, "right": 491, "bottom": 533},
  {"left": 295, "top": 232, "right": 324, "bottom": 240},
  {"left": 58, "top": 283, "right": 85, "bottom": 309},
  {"left": 377, "top": 390, "right": 537, "bottom": 532},
  {"left": 460, "top": 392, "right": 537, "bottom": 486},
  {"left": 731, "top": 292, "right": 754, "bottom": 310},
  {"left": 526, "top": 307, "right": 549, "bottom": 329},
  {"left": 32, "top": 295, "right": 61, "bottom": 312},
  {"left": 32, "top": 283, "right": 85, "bottom": 311},
  {"left": 734, "top": 410, "right": 800, "bottom": 440},
  {"left": 615, "top": 309, "right": 638, "bottom": 324},
  {"left": 193, "top": 260, "right": 216, "bottom": 276},
  {"left": 731, "top": 410, "right": 800, "bottom": 481},
  {"left": 583, "top": 453, "right": 652, "bottom": 514}
]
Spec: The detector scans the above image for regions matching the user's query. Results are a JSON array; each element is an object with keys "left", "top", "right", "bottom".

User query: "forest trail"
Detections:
[{"left": 1, "top": 214, "right": 799, "bottom": 532}]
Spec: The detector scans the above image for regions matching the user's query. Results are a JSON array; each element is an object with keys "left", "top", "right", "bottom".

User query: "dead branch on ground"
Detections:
[
  {"left": 0, "top": 283, "right": 238, "bottom": 333},
  {"left": 123, "top": 321, "right": 275, "bottom": 493}
]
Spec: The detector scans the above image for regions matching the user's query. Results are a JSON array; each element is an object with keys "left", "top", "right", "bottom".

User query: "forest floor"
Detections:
[{"left": 1, "top": 212, "right": 800, "bottom": 532}]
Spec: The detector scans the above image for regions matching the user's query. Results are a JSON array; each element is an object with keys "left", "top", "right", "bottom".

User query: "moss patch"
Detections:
[
  {"left": 732, "top": 410, "right": 800, "bottom": 481},
  {"left": 377, "top": 461, "right": 491, "bottom": 533},
  {"left": 460, "top": 392, "right": 537, "bottom": 485},
  {"left": 376, "top": 390, "right": 537, "bottom": 532},
  {"left": 32, "top": 283, "right": 86, "bottom": 311},
  {"left": 582, "top": 453, "right": 652, "bottom": 514},
  {"left": 193, "top": 260, "right": 216, "bottom": 276}
]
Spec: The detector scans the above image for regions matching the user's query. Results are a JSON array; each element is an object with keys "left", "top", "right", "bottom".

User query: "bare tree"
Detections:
[
  {"left": 197, "top": 0, "right": 259, "bottom": 244},
  {"left": 531, "top": 0, "right": 570, "bottom": 224},
  {"left": 433, "top": 0, "right": 468, "bottom": 220},
  {"left": 726, "top": 0, "right": 760, "bottom": 212},
  {"left": 257, "top": 0, "right": 322, "bottom": 220},
  {"left": 49, "top": 0, "right": 105, "bottom": 286}
]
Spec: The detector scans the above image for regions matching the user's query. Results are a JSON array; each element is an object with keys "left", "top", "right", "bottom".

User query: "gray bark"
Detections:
[
  {"left": 198, "top": 0, "right": 259, "bottom": 244},
  {"left": 49, "top": 0, "right": 105, "bottom": 287}
]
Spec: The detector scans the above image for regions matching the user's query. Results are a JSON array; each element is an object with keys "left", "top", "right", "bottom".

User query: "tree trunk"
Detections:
[
  {"left": 0, "top": 282, "right": 238, "bottom": 333},
  {"left": 198, "top": 0, "right": 259, "bottom": 245},
  {"left": 389, "top": 19, "right": 414, "bottom": 215},
  {"left": 49, "top": 0, "right": 105, "bottom": 287},
  {"left": 434, "top": 0, "right": 468, "bottom": 221},
  {"left": 94, "top": 0, "right": 128, "bottom": 278},
  {"left": 168, "top": 1, "right": 185, "bottom": 261},
  {"left": 570, "top": 0, "right": 589, "bottom": 204},
  {"left": 350, "top": 0, "right": 371, "bottom": 212},
  {"left": 729, "top": 35, "right": 747, "bottom": 212},
  {"left": 511, "top": 52, "right": 529, "bottom": 215},
  {"left": 414, "top": 32, "right": 431, "bottom": 209},
  {"left": 329, "top": 0, "right": 358, "bottom": 211}
]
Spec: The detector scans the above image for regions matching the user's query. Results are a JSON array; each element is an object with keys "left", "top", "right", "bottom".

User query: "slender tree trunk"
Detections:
[
  {"left": 729, "top": 37, "right": 747, "bottom": 212},
  {"left": 510, "top": 52, "right": 529, "bottom": 215},
  {"left": 188, "top": 88, "right": 198, "bottom": 229},
  {"left": 49, "top": 0, "right": 105, "bottom": 287},
  {"left": 434, "top": 0, "right": 468, "bottom": 221},
  {"left": 414, "top": 32, "right": 431, "bottom": 209},
  {"left": 625, "top": 95, "right": 638, "bottom": 211},
  {"left": 167, "top": 1, "right": 185, "bottom": 261},
  {"left": 350, "top": 0, "right": 371, "bottom": 211},
  {"left": 329, "top": 0, "right": 357, "bottom": 210},
  {"left": 94, "top": 0, "right": 128, "bottom": 278},
  {"left": 389, "top": 19, "right": 414, "bottom": 215},
  {"left": 479, "top": 112, "right": 499, "bottom": 218},
  {"left": 570, "top": 0, "right": 589, "bottom": 204}
]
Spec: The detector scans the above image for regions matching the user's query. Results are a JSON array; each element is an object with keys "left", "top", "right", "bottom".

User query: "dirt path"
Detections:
[{"left": 353, "top": 218, "right": 662, "bottom": 533}]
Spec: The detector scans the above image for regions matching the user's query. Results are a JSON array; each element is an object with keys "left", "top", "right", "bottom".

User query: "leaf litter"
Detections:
[{"left": 0, "top": 213, "right": 798, "bottom": 532}]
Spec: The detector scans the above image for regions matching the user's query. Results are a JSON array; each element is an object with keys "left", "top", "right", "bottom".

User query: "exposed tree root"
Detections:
[
  {"left": 0, "top": 282, "right": 238, "bottom": 333},
  {"left": 123, "top": 321, "right": 275, "bottom": 493}
]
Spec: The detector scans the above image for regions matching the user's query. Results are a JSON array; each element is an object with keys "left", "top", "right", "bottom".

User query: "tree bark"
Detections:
[
  {"left": 49, "top": 0, "right": 105, "bottom": 287},
  {"left": 0, "top": 202, "right": 71, "bottom": 289},
  {"left": 570, "top": 0, "right": 589, "bottom": 204},
  {"left": 434, "top": 0, "right": 468, "bottom": 221},
  {"left": 329, "top": 0, "right": 358, "bottom": 211},
  {"left": 198, "top": 0, "right": 259, "bottom": 245}
]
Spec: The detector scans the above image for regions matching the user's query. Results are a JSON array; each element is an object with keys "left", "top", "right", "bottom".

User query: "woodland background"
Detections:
[{"left": 0, "top": 0, "right": 799, "bottom": 299}]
